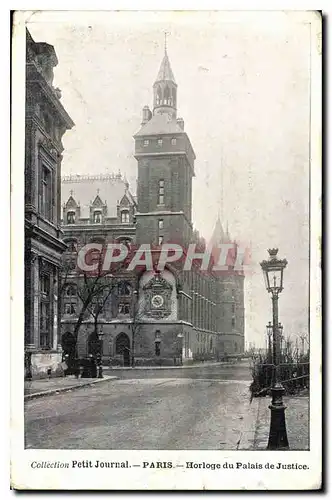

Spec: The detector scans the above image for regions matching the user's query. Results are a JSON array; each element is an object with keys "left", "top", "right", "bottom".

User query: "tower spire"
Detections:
[
  {"left": 164, "top": 31, "right": 169, "bottom": 54},
  {"left": 153, "top": 37, "right": 177, "bottom": 118}
]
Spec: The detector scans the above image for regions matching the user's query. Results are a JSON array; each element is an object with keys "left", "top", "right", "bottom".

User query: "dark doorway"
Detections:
[
  {"left": 115, "top": 333, "right": 131, "bottom": 366},
  {"left": 61, "top": 331, "right": 76, "bottom": 357}
]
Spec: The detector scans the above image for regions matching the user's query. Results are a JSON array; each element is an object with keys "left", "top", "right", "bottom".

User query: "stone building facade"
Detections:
[
  {"left": 24, "top": 30, "right": 74, "bottom": 378},
  {"left": 60, "top": 48, "right": 244, "bottom": 365}
]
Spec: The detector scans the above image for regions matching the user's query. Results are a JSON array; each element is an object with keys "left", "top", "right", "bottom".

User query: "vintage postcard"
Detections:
[{"left": 11, "top": 9, "right": 322, "bottom": 490}]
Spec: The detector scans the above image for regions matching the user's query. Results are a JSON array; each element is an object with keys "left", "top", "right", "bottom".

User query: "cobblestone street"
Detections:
[{"left": 24, "top": 361, "right": 309, "bottom": 450}]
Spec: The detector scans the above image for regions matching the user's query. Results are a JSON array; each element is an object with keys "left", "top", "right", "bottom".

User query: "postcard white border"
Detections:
[{"left": 10, "top": 8, "right": 322, "bottom": 491}]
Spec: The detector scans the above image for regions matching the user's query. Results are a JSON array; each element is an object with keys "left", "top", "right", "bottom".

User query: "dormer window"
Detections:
[
  {"left": 121, "top": 210, "right": 130, "bottom": 224},
  {"left": 143, "top": 139, "right": 149, "bottom": 147},
  {"left": 157, "top": 138, "right": 163, "bottom": 147},
  {"left": 93, "top": 210, "right": 102, "bottom": 224},
  {"left": 67, "top": 211, "right": 75, "bottom": 224}
]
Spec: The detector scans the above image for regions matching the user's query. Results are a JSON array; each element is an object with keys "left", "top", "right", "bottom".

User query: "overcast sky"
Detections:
[{"left": 27, "top": 11, "right": 311, "bottom": 348}]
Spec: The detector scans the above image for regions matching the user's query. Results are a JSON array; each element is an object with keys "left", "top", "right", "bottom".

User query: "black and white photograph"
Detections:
[{"left": 11, "top": 8, "right": 322, "bottom": 491}]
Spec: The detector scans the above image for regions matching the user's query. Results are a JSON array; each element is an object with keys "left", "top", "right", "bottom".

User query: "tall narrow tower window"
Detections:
[
  {"left": 158, "top": 179, "right": 165, "bottom": 205},
  {"left": 93, "top": 210, "right": 102, "bottom": 224},
  {"left": 164, "top": 85, "right": 170, "bottom": 105},
  {"left": 67, "top": 211, "right": 75, "bottom": 224},
  {"left": 121, "top": 210, "right": 130, "bottom": 223},
  {"left": 156, "top": 86, "right": 162, "bottom": 106}
]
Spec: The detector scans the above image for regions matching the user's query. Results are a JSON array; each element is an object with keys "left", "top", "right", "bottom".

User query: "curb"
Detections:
[
  {"left": 108, "top": 361, "right": 246, "bottom": 370},
  {"left": 24, "top": 376, "right": 118, "bottom": 401}
]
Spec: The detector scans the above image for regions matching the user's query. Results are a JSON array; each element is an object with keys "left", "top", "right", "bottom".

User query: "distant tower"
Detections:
[{"left": 134, "top": 41, "right": 196, "bottom": 247}]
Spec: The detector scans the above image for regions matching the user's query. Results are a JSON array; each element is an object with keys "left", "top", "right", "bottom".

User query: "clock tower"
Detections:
[{"left": 134, "top": 46, "right": 196, "bottom": 247}]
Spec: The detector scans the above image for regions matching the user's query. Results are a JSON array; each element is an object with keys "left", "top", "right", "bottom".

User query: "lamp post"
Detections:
[
  {"left": 177, "top": 333, "right": 184, "bottom": 366},
  {"left": 260, "top": 248, "right": 289, "bottom": 450},
  {"left": 278, "top": 322, "right": 284, "bottom": 362},
  {"left": 266, "top": 321, "right": 273, "bottom": 364},
  {"left": 97, "top": 327, "right": 104, "bottom": 378}
]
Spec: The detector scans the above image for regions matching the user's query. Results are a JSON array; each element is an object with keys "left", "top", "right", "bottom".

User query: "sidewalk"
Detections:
[
  {"left": 24, "top": 374, "right": 118, "bottom": 401},
  {"left": 239, "top": 392, "right": 309, "bottom": 450}
]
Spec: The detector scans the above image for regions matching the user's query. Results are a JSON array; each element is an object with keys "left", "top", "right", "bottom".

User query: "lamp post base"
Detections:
[{"left": 267, "top": 384, "right": 289, "bottom": 450}]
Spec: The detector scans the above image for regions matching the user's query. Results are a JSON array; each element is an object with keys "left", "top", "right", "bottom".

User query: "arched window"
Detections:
[
  {"left": 63, "top": 284, "right": 77, "bottom": 316},
  {"left": 64, "top": 284, "right": 77, "bottom": 296},
  {"left": 117, "top": 281, "right": 132, "bottom": 296},
  {"left": 121, "top": 210, "right": 130, "bottom": 224},
  {"left": 164, "top": 86, "right": 170, "bottom": 105},
  {"left": 67, "top": 211, "right": 75, "bottom": 224},
  {"left": 93, "top": 210, "right": 102, "bottom": 224},
  {"left": 116, "top": 237, "right": 132, "bottom": 248},
  {"left": 172, "top": 87, "right": 176, "bottom": 107},
  {"left": 64, "top": 239, "right": 78, "bottom": 252},
  {"left": 156, "top": 86, "right": 162, "bottom": 106}
]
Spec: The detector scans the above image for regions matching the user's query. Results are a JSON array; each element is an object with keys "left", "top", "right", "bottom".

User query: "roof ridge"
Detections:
[{"left": 62, "top": 173, "right": 125, "bottom": 183}]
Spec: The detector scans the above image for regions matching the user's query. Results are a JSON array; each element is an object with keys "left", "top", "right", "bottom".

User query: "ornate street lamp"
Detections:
[
  {"left": 260, "top": 248, "right": 289, "bottom": 450},
  {"left": 97, "top": 327, "right": 104, "bottom": 378}
]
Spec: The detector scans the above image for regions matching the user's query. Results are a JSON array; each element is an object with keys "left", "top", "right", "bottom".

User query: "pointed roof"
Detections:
[
  {"left": 134, "top": 112, "right": 183, "bottom": 137},
  {"left": 209, "top": 216, "right": 231, "bottom": 247},
  {"left": 155, "top": 51, "right": 176, "bottom": 84}
]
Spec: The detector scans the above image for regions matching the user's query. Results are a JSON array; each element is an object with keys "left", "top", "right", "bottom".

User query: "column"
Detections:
[{"left": 32, "top": 256, "right": 40, "bottom": 348}]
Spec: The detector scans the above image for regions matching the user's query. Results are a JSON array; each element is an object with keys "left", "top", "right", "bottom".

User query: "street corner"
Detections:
[{"left": 24, "top": 375, "right": 119, "bottom": 401}]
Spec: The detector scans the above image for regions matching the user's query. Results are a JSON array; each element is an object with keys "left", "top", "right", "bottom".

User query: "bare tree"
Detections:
[{"left": 61, "top": 246, "right": 126, "bottom": 354}]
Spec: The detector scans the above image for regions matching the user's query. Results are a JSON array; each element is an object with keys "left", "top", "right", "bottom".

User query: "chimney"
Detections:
[
  {"left": 141, "top": 105, "right": 152, "bottom": 126},
  {"left": 176, "top": 117, "right": 184, "bottom": 130}
]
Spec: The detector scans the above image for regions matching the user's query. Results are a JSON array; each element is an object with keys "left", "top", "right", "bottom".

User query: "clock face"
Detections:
[{"left": 151, "top": 294, "right": 164, "bottom": 309}]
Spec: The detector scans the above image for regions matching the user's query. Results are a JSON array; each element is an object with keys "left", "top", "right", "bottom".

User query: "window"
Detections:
[
  {"left": 158, "top": 179, "right": 165, "bottom": 205},
  {"left": 65, "top": 284, "right": 77, "bottom": 297},
  {"left": 41, "top": 165, "right": 52, "bottom": 220},
  {"left": 121, "top": 210, "right": 130, "bottom": 223},
  {"left": 210, "top": 337, "right": 213, "bottom": 351},
  {"left": 118, "top": 303, "right": 130, "bottom": 315},
  {"left": 64, "top": 303, "right": 76, "bottom": 315},
  {"left": 232, "top": 317, "right": 236, "bottom": 328},
  {"left": 143, "top": 139, "right": 149, "bottom": 147},
  {"left": 93, "top": 210, "right": 102, "bottom": 224},
  {"left": 155, "top": 341, "right": 161, "bottom": 357},
  {"left": 171, "top": 138, "right": 177, "bottom": 146},
  {"left": 117, "top": 282, "right": 132, "bottom": 296},
  {"left": 158, "top": 219, "right": 164, "bottom": 230},
  {"left": 41, "top": 273, "right": 50, "bottom": 295},
  {"left": 158, "top": 236, "right": 163, "bottom": 246},
  {"left": 63, "top": 284, "right": 77, "bottom": 316},
  {"left": 40, "top": 273, "right": 51, "bottom": 348},
  {"left": 232, "top": 303, "right": 235, "bottom": 314},
  {"left": 67, "top": 211, "right": 75, "bottom": 224},
  {"left": 234, "top": 342, "right": 238, "bottom": 353},
  {"left": 157, "top": 138, "right": 163, "bottom": 147}
]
